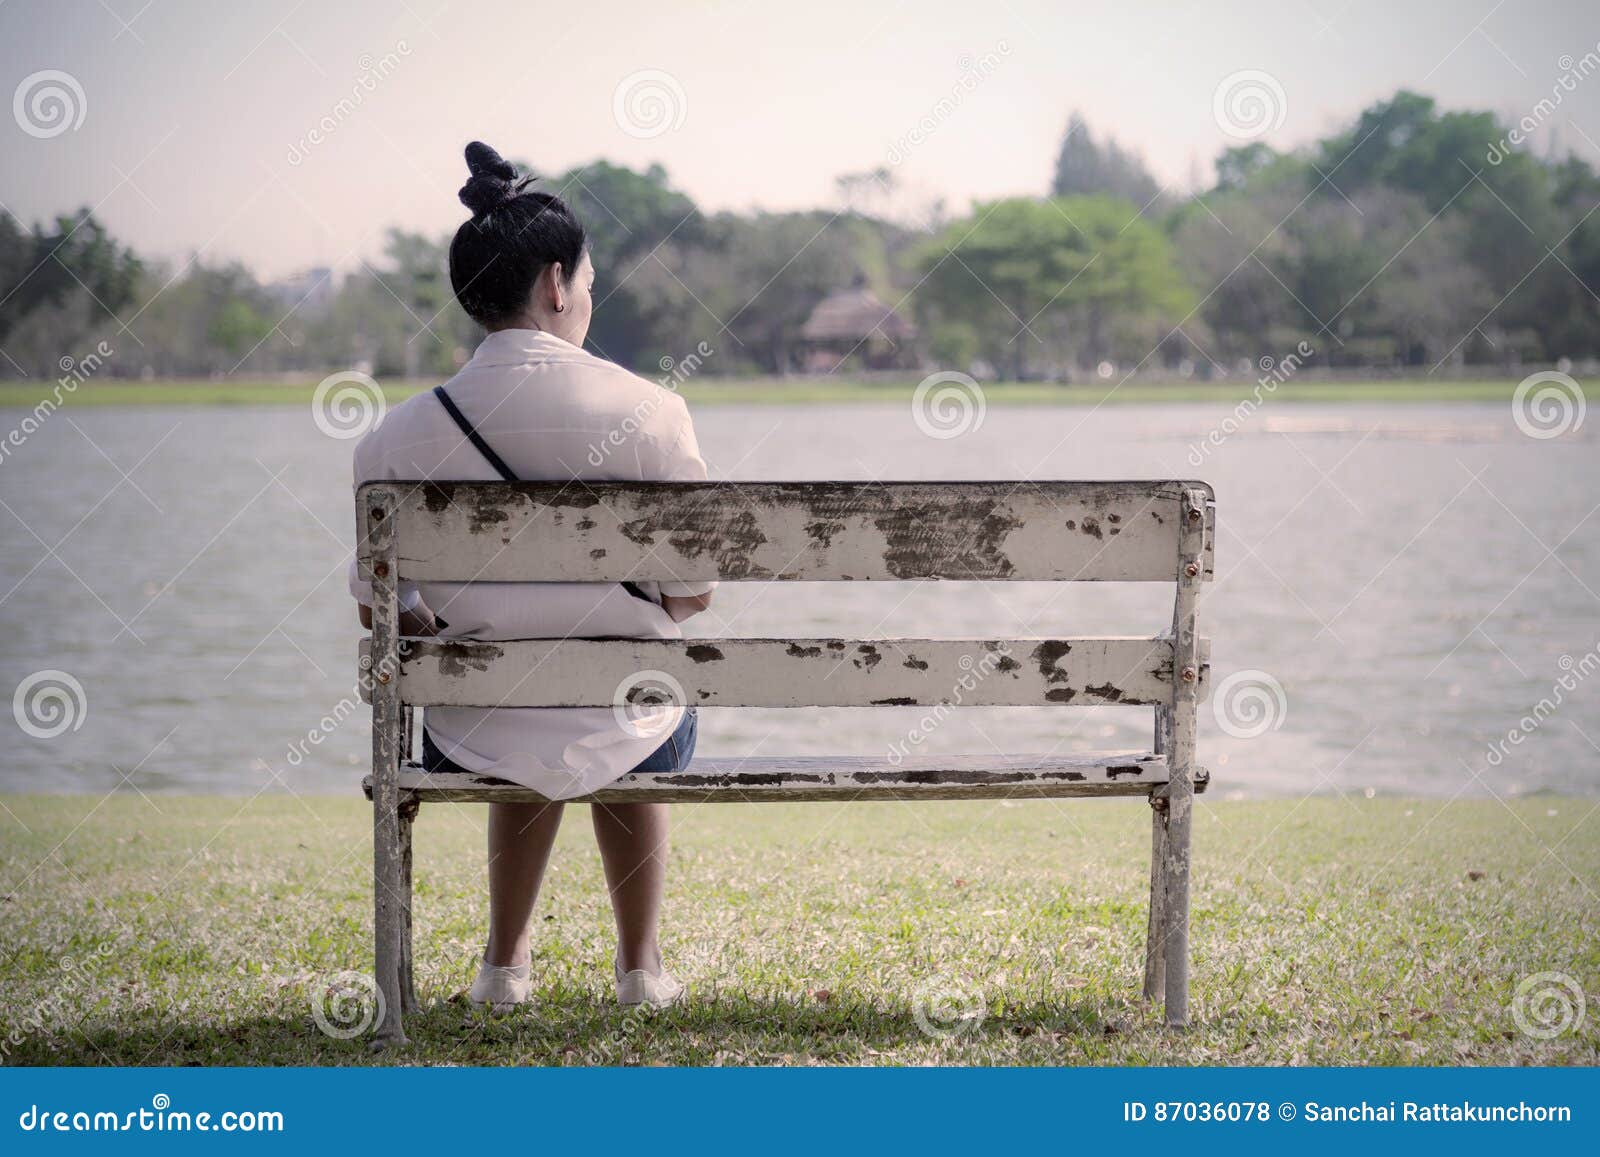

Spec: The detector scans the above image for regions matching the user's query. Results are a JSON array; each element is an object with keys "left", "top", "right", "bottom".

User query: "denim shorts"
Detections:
[
  {"left": 422, "top": 708, "right": 697, "bottom": 778},
  {"left": 628, "top": 707, "right": 698, "bottom": 773}
]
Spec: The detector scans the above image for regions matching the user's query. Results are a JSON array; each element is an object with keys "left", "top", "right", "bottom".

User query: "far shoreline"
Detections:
[{"left": 0, "top": 376, "right": 1527, "bottom": 409}]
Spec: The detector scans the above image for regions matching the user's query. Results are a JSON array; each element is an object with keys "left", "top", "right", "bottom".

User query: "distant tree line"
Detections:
[{"left": 2, "top": 89, "right": 1596, "bottom": 383}]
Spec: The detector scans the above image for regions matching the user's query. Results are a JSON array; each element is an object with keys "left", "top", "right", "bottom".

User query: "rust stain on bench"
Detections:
[
  {"left": 433, "top": 642, "right": 505, "bottom": 678},
  {"left": 872, "top": 498, "right": 1022, "bottom": 579},
  {"left": 850, "top": 768, "right": 1088, "bottom": 786}
]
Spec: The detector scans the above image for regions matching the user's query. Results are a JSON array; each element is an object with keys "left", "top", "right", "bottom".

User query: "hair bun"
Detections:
[{"left": 459, "top": 141, "right": 529, "bottom": 217}]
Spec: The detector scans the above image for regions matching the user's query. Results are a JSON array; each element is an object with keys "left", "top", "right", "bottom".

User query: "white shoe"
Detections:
[
  {"left": 615, "top": 960, "right": 686, "bottom": 1008},
  {"left": 469, "top": 958, "right": 531, "bottom": 1013}
]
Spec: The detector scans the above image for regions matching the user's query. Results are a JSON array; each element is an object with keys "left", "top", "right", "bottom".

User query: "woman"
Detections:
[{"left": 349, "top": 141, "right": 714, "bottom": 1013}]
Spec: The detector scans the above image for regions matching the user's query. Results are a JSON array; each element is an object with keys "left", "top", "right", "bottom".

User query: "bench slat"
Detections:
[
  {"left": 364, "top": 752, "right": 1209, "bottom": 804},
  {"left": 365, "top": 480, "right": 1216, "bottom": 583},
  {"left": 364, "top": 636, "right": 1209, "bottom": 708}
]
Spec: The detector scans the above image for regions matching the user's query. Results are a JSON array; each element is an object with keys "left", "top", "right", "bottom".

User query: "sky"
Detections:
[{"left": 3, "top": 0, "right": 1599, "bottom": 279}]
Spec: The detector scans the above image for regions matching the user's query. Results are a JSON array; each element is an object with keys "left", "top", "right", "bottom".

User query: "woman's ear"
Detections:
[{"left": 547, "top": 262, "right": 566, "bottom": 313}]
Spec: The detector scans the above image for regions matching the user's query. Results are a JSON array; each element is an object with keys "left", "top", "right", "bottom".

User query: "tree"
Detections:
[
  {"left": 373, "top": 230, "right": 454, "bottom": 378},
  {"left": 552, "top": 161, "right": 704, "bottom": 369},
  {"left": 692, "top": 211, "right": 874, "bottom": 373},
  {"left": 1314, "top": 90, "right": 1568, "bottom": 357},
  {"left": 1051, "top": 113, "right": 1162, "bottom": 206},
  {"left": 917, "top": 196, "right": 1191, "bottom": 379},
  {"left": 0, "top": 210, "right": 141, "bottom": 346},
  {"left": 836, "top": 168, "right": 895, "bottom": 217}
]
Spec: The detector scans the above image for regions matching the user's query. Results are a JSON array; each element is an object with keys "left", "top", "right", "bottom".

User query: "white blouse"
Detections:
[{"left": 348, "top": 329, "right": 715, "bottom": 799}]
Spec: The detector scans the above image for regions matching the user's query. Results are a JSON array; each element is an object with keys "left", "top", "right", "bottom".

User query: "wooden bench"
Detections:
[{"left": 358, "top": 479, "right": 1214, "bottom": 1046}]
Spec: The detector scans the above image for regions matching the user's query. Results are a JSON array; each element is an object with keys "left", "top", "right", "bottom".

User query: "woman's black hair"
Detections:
[{"left": 449, "top": 141, "right": 587, "bottom": 327}]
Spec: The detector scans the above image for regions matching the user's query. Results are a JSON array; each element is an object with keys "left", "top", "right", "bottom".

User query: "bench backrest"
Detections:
[{"left": 356, "top": 480, "right": 1213, "bottom": 715}]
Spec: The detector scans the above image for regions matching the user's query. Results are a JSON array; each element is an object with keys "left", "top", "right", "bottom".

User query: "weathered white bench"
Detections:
[{"left": 358, "top": 480, "right": 1213, "bottom": 1046}]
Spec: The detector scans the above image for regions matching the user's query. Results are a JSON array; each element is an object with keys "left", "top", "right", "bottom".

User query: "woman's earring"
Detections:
[{"left": 553, "top": 303, "right": 565, "bottom": 313}]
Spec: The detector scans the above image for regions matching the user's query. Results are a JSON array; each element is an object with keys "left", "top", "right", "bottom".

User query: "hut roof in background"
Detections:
[{"left": 800, "top": 285, "right": 916, "bottom": 342}]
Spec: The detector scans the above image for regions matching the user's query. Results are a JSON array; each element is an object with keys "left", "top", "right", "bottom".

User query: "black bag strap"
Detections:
[
  {"left": 433, "top": 385, "right": 518, "bottom": 482},
  {"left": 433, "top": 384, "right": 658, "bottom": 606}
]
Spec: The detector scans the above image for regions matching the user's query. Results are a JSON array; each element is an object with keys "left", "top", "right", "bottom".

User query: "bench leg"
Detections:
[
  {"left": 366, "top": 484, "right": 408, "bottom": 1050},
  {"left": 398, "top": 795, "right": 419, "bottom": 1014},
  {"left": 371, "top": 789, "right": 409, "bottom": 1049},
  {"left": 1158, "top": 786, "right": 1193, "bottom": 1028},
  {"left": 1142, "top": 795, "right": 1168, "bottom": 1002},
  {"left": 1155, "top": 486, "right": 1204, "bottom": 1029}
]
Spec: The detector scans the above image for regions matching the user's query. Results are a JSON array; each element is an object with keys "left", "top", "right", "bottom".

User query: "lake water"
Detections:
[{"left": 1, "top": 398, "right": 1596, "bottom": 798}]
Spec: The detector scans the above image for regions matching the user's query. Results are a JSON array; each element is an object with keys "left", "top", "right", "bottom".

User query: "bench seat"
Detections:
[{"left": 365, "top": 751, "right": 1209, "bottom": 804}]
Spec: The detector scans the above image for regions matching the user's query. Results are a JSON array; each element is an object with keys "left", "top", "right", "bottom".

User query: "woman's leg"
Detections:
[
  {"left": 591, "top": 708, "right": 695, "bottom": 974},
  {"left": 484, "top": 800, "right": 565, "bottom": 967},
  {"left": 590, "top": 802, "right": 669, "bottom": 974}
]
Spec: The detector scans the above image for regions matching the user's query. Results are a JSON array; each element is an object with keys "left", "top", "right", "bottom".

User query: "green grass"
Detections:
[
  {"left": 0, "top": 376, "right": 1521, "bottom": 408},
  {"left": 1, "top": 794, "right": 1595, "bottom": 1066}
]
